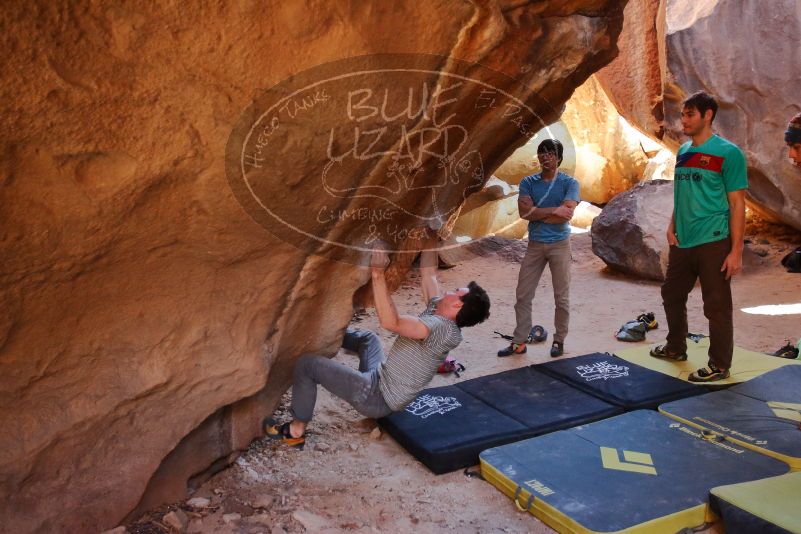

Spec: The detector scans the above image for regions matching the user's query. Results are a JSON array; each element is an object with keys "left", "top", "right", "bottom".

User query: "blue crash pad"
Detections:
[
  {"left": 660, "top": 366, "right": 801, "bottom": 470},
  {"left": 379, "top": 366, "right": 622, "bottom": 474},
  {"left": 710, "top": 472, "right": 801, "bottom": 534},
  {"left": 480, "top": 410, "right": 788, "bottom": 533},
  {"left": 538, "top": 352, "right": 705, "bottom": 410}
]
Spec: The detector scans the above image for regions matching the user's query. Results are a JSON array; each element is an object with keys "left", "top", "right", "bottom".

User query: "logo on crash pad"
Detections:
[
  {"left": 576, "top": 361, "right": 629, "bottom": 381},
  {"left": 225, "top": 53, "right": 572, "bottom": 264},
  {"left": 600, "top": 447, "right": 657, "bottom": 475},
  {"left": 405, "top": 394, "right": 462, "bottom": 419}
]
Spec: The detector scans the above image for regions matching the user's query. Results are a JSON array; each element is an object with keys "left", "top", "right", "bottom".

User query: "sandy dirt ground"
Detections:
[{"left": 127, "top": 221, "right": 801, "bottom": 534}]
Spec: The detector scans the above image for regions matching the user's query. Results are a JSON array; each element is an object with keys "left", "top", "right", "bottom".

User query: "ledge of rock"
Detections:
[{"left": 0, "top": 2, "right": 626, "bottom": 532}]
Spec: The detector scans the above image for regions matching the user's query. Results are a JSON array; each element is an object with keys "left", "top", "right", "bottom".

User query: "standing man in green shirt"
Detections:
[{"left": 650, "top": 91, "right": 748, "bottom": 382}]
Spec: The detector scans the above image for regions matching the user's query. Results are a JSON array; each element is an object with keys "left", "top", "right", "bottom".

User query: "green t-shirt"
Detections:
[{"left": 673, "top": 134, "right": 748, "bottom": 248}]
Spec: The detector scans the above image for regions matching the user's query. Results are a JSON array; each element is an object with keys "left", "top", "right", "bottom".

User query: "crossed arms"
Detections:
[{"left": 518, "top": 195, "right": 578, "bottom": 224}]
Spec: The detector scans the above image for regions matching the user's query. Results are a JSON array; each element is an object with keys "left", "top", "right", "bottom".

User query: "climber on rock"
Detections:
[{"left": 264, "top": 243, "right": 490, "bottom": 449}]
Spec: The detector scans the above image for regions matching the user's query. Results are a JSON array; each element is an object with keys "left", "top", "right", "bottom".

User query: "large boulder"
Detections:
[
  {"left": 597, "top": 0, "right": 801, "bottom": 230},
  {"left": 591, "top": 179, "right": 673, "bottom": 280},
  {"left": 0, "top": 2, "right": 628, "bottom": 532},
  {"left": 662, "top": 0, "right": 801, "bottom": 228}
]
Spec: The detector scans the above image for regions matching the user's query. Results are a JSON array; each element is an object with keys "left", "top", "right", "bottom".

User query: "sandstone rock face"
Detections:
[
  {"left": 641, "top": 147, "right": 676, "bottom": 182},
  {"left": 494, "top": 75, "right": 666, "bottom": 205},
  {"left": 451, "top": 177, "right": 527, "bottom": 241},
  {"left": 595, "top": 0, "right": 665, "bottom": 140},
  {"left": 572, "top": 201, "right": 602, "bottom": 229},
  {"left": 661, "top": 0, "right": 801, "bottom": 229},
  {"left": 560, "top": 75, "right": 655, "bottom": 203},
  {"left": 597, "top": 0, "right": 801, "bottom": 230},
  {"left": 0, "top": 2, "right": 627, "bottom": 533},
  {"left": 591, "top": 179, "right": 673, "bottom": 280}
]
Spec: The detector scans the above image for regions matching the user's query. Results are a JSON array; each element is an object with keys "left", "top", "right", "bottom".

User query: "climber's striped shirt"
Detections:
[{"left": 378, "top": 298, "right": 462, "bottom": 411}]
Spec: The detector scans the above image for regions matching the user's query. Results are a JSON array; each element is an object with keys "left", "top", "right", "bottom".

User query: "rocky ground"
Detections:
[{"left": 122, "top": 217, "right": 801, "bottom": 534}]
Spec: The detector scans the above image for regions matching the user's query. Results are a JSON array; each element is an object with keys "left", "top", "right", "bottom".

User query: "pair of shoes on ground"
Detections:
[
  {"left": 263, "top": 418, "right": 305, "bottom": 449},
  {"left": 498, "top": 339, "right": 563, "bottom": 358},
  {"left": 649, "top": 345, "right": 730, "bottom": 383}
]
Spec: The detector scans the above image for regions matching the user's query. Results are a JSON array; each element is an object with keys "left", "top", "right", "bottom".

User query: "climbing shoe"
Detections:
[
  {"left": 636, "top": 312, "right": 658, "bottom": 330},
  {"left": 689, "top": 362, "right": 730, "bottom": 383},
  {"left": 549, "top": 341, "right": 564, "bottom": 358},
  {"left": 772, "top": 340, "right": 800, "bottom": 359},
  {"left": 649, "top": 344, "right": 688, "bottom": 361},
  {"left": 263, "top": 418, "right": 305, "bottom": 449},
  {"left": 437, "top": 355, "right": 466, "bottom": 377},
  {"left": 498, "top": 343, "right": 527, "bottom": 357}
]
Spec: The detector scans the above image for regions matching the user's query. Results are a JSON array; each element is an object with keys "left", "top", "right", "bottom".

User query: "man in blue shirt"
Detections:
[{"left": 498, "top": 139, "right": 580, "bottom": 358}]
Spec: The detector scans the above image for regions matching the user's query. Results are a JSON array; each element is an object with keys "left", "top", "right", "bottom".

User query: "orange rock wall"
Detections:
[{"left": 0, "top": 2, "right": 627, "bottom": 532}]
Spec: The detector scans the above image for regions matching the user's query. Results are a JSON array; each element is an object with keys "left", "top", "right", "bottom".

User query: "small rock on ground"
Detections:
[
  {"left": 292, "top": 509, "right": 329, "bottom": 531},
  {"left": 163, "top": 509, "right": 189, "bottom": 532},
  {"left": 222, "top": 512, "right": 242, "bottom": 524},
  {"left": 186, "top": 497, "right": 211, "bottom": 509},
  {"left": 252, "top": 495, "right": 273, "bottom": 509}
]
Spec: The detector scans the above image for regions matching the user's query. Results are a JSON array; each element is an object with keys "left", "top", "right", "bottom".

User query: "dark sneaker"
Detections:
[
  {"left": 263, "top": 418, "right": 305, "bottom": 449},
  {"left": 649, "top": 344, "right": 688, "bottom": 361},
  {"left": 689, "top": 362, "right": 730, "bottom": 383},
  {"left": 772, "top": 340, "right": 799, "bottom": 359},
  {"left": 498, "top": 343, "right": 527, "bottom": 357},
  {"left": 550, "top": 341, "right": 564, "bottom": 358}
]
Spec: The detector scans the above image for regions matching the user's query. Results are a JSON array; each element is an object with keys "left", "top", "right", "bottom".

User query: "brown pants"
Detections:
[
  {"left": 661, "top": 238, "right": 733, "bottom": 369},
  {"left": 513, "top": 239, "right": 571, "bottom": 344}
]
